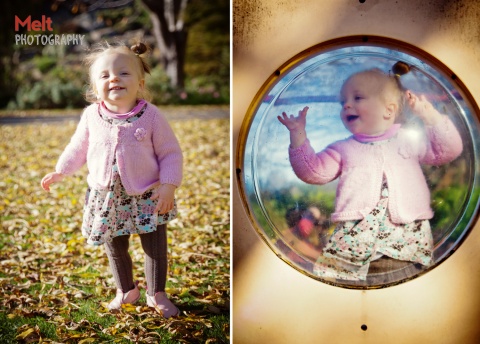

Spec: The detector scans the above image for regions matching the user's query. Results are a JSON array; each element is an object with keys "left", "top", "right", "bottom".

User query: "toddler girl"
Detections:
[
  {"left": 278, "top": 67, "right": 463, "bottom": 282},
  {"left": 41, "top": 41, "right": 182, "bottom": 316}
]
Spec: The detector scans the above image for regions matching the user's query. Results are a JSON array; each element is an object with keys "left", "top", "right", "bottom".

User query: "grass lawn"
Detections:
[{"left": 0, "top": 114, "right": 230, "bottom": 343}]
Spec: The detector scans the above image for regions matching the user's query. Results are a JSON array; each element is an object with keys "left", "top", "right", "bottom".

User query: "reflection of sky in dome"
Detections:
[{"left": 264, "top": 47, "right": 458, "bottom": 106}]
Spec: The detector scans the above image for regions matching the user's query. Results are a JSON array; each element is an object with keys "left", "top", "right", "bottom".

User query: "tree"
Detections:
[
  {"left": 140, "top": 0, "right": 188, "bottom": 89},
  {"left": 85, "top": 0, "right": 190, "bottom": 89}
]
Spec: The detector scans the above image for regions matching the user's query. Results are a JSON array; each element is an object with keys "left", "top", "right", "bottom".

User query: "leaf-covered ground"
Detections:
[{"left": 0, "top": 114, "right": 230, "bottom": 343}]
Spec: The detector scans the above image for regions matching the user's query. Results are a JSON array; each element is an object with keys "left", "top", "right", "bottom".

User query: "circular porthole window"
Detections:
[{"left": 236, "top": 36, "right": 480, "bottom": 289}]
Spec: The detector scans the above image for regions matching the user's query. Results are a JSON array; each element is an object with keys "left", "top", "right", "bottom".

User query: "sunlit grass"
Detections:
[{"left": 0, "top": 114, "right": 230, "bottom": 343}]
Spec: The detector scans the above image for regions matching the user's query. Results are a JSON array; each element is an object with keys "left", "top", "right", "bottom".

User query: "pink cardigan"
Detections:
[
  {"left": 56, "top": 102, "right": 183, "bottom": 195},
  {"left": 289, "top": 116, "right": 463, "bottom": 224}
]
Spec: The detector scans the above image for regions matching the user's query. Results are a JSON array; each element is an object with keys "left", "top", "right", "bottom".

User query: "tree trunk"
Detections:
[{"left": 141, "top": 0, "right": 188, "bottom": 89}]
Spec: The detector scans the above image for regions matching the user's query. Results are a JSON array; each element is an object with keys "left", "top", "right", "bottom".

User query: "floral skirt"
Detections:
[
  {"left": 82, "top": 163, "right": 177, "bottom": 246},
  {"left": 314, "top": 182, "right": 433, "bottom": 281}
]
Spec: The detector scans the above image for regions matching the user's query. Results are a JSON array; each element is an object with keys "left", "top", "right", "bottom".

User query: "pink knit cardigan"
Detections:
[
  {"left": 289, "top": 116, "right": 463, "bottom": 224},
  {"left": 56, "top": 102, "right": 183, "bottom": 195}
]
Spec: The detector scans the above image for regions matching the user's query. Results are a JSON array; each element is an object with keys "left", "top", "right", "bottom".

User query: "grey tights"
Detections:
[{"left": 104, "top": 224, "right": 168, "bottom": 296}]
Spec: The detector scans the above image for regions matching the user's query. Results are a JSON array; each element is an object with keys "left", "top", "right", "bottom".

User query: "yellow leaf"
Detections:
[
  {"left": 121, "top": 303, "right": 137, "bottom": 312},
  {"left": 100, "top": 301, "right": 110, "bottom": 309},
  {"left": 15, "top": 327, "right": 35, "bottom": 340},
  {"left": 179, "top": 288, "right": 190, "bottom": 297}
]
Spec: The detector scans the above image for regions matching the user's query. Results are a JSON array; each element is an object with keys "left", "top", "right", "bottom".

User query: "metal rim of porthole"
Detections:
[{"left": 236, "top": 35, "right": 480, "bottom": 289}]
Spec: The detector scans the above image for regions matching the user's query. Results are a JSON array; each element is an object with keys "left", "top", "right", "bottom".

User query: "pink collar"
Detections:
[
  {"left": 353, "top": 124, "right": 401, "bottom": 143},
  {"left": 100, "top": 99, "right": 147, "bottom": 120}
]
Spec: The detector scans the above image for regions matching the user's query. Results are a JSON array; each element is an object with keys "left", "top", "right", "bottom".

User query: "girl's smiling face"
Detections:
[
  {"left": 340, "top": 73, "right": 397, "bottom": 136},
  {"left": 91, "top": 51, "right": 144, "bottom": 113}
]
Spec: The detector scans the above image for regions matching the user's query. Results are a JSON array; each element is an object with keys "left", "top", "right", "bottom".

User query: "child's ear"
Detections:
[
  {"left": 139, "top": 79, "right": 145, "bottom": 89},
  {"left": 385, "top": 103, "right": 398, "bottom": 119}
]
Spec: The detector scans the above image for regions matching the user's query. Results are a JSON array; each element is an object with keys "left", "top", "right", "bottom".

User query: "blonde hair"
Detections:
[
  {"left": 83, "top": 41, "right": 152, "bottom": 103},
  {"left": 343, "top": 68, "right": 406, "bottom": 122}
]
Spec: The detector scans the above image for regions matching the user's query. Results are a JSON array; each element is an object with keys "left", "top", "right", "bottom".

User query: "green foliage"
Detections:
[
  {"left": 14, "top": 79, "right": 85, "bottom": 110},
  {"left": 251, "top": 185, "right": 336, "bottom": 239},
  {"left": 183, "top": 0, "right": 230, "bottom": 103},
  {"left": 185, "top": 0, "right": 230, "bottom": 33},
  {"left": 431, "top": 185, "right": 466, "bottom": 230},
  {"left": 182, "top": 73, "right": 230, "bottom": 105},
  {"left": 0, "top": 312, "right": 16, "bottom": 342},
  {"left": 97, "top": 0, "right": 152, "bottom": 32},
  {"left": 431, "top": 185, "right": 480, "bottom": 243},
  {"left": 32, "top": 55, "right": 57, "bottom": 73},
  {"left": 146, "top": 66, "right": 176, "bottom": 104},
  {"left": 9, "top": 52, "right": 87, "bottom": 110},
  {"left": 147, "top": 66, "right": 229, "bottom": 105},
  {"left": 8, "top": 56, "right": 86, "bottom": 109}
]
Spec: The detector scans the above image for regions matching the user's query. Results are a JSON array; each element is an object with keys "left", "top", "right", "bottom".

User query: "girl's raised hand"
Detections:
[
  {"left": 406, "top": 91, "right": 442, "bottom": 126},
  {"left": 278, "top": 106, "right": 310, "bottom": 149},
  {"left": 41, "top": 172, "right": 64, "bottom": 192},
  {"left": 277, "top": 106, "right": 309, "bottom": 131}
]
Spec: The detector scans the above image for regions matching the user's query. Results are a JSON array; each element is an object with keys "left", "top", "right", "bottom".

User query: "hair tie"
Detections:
[
  {"left": 129, "top": 42, "right": 151, "bottom": 74},
  {"left": 392, "top": 61, "right": 411, "bottom": 77},
  {"left": 130, "top": 42, "right": 148, "bottom": 56}
]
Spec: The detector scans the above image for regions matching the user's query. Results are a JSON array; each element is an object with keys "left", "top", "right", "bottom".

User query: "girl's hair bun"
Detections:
[
  {"left": 392, "top": 61, "right": 411, "bottom": 76},
  {"left": 130, "top": 42, "right": 148, "bottom": 55}
]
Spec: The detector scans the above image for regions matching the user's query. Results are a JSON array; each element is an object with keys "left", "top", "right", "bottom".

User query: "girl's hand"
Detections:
[
  {"left": 406, "top": 91, "right": 442, "bottom": 126},
  {"left": 277, "top": 106, "right": 309, "bottom": 149},
  {"left": 41, "top": 172, "right": 64, "bottom": 192},
  {"left": 151, "top": 184, "right": 176, "bottom": 214},
  {"left": 277, "top": 106, "right": 309, "bottom": 131}
]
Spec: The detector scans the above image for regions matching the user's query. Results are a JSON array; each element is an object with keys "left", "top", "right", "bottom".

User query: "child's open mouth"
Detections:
[
  {"left": 346, "top": 114, "right": 359, "bottom": 122},
  {"left": 110, "top": 86, "right": 124, "bottom": 91}
]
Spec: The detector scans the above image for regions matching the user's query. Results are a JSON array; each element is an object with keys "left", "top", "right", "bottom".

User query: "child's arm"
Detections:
[
  {"left": 55, "top": 112, "right": 89, "bottom": 175},
  {"left": 277, "top": 106, "right": 309, "bottom": 149},
  {"left": 278, "top": 106, "right": 342, "bottom": 185},
  {"left": 41, "top": 111, "right": 90, "bottom": 192},
  {"left": 151, "top": 111, "right": 183, "bottom": 214},
  {"left": 406, "top": 91, "right": 443, "bottom": 125},
  {"left": 40, "top": 172, "right": 64, "bottom": 192},
  {"left": 152, "top": 112, "right": 183, "bottom": 188},
  {"left": 406, "top": 91, "right": 463, "bottom": 164}
]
